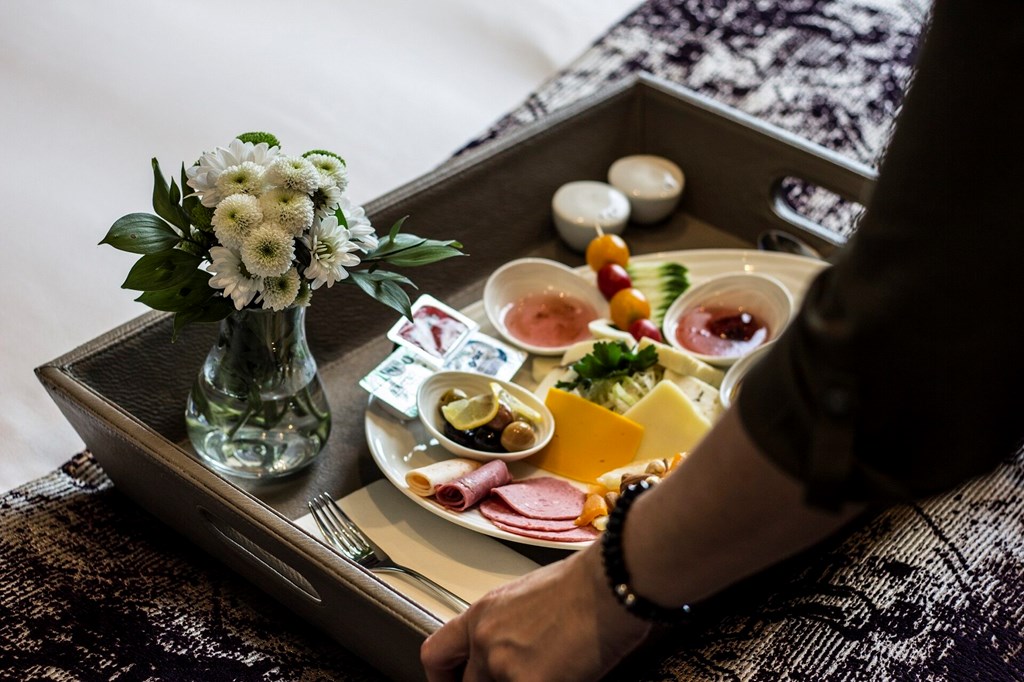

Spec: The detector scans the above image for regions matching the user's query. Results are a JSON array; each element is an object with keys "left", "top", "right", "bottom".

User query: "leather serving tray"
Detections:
[{"left": 36, "top": 75, "right": 875, "bottom": 680}]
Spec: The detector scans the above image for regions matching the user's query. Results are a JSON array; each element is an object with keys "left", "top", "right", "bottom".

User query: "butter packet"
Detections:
[
  {"left": 443, "top": 332, "right": 526, "bottom": 381},
  {"left": 386, "top": 294, "right": 478, "bottom": 366},
  {"left": 359, "top": 348, "right": 437, "bottom": 421}
]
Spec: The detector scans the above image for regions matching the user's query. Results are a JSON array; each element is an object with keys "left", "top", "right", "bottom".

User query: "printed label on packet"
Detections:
[
  {"left": 386, "top": 294, "right": 479, "bottom": 366},
  {"left": 358, "top": 348, "right": 437, "bottom": 421},
  {"left": 443, "top": 331, "right": 527, "bottom": 381}
]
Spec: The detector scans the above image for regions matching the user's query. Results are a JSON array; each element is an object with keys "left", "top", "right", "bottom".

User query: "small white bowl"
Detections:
[
  {"left": 551, "top": 181, "right": 630, "bottom": 252},
  {"left": 416, "top": 371, "right": 554, "bottom": 462},
  {"left": 662, "top": 273, "right": 793, "bottom": 367},
  {"left": 719, "top": 342, "right": 774, "bottom": 409},
  {"left": 607, "top": 155, "right": 684, "bottom": 224},
  {"left": 484, "top": 258, "right": 609, "bottom": 356}
]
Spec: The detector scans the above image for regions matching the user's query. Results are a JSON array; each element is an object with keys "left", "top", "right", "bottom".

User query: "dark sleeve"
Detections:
[{"left": 737, "top": 0, "right": 1024, "bottom": 508}]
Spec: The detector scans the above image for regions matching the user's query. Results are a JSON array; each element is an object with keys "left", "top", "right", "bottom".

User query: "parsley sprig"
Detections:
[{"left": 556, "top": 341, "right": 659, "bottom": 392}]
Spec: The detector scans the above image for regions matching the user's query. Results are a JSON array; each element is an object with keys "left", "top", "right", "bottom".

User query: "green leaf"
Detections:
[
  {"left": 151, "top": 158, "right": 189, "bottom": 232},
  {"left": 376, "top": 241, "right": 466, "bottom": 267},
  {"left": 387, "top": 215, "right": 409, "bottom": 242},
  {"left": 121, "top": 249, "right": 204, "bottom": 291},
  {"left": 181, "top": 163, "right": 203, "bottom": 225},
  {"left": 367, "top": 232, "right": 426, "bottom": 258},
  {"left": 352, "top": 269, "right": 415, "bottom": 287},
  {"left": 347, "top": 270, "right": 414, "bottom": 319},
  {"left": 171, "top": 296, "right": 234, "bottom": 342},
  {"left": 168, "top": 176, "right": 181, "bottom": 207},
  {"left": 333, "top": 206, "right": 348, "bottom": 229},
  {"left": 135, "top": 270, "right": 216, "bottom": 312},
  {"left": 100, "top": 213, "right": 182, "bottom": 254}
]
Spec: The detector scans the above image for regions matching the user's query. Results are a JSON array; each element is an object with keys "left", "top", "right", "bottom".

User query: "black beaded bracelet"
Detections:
[{"left": 601, "top": 479, "right": 695, "bottom": 625}]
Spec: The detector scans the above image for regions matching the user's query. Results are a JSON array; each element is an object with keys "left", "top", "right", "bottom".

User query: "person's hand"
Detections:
[{"left": 420, "top": 545, "right": 651, "bottom": 681}]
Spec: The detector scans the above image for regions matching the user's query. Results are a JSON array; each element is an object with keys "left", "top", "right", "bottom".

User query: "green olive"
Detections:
[
  {"left": 500, "top": 420, "right": 537, "bottom": 452},
  {"left": 437, "top": 388, "right": 468, "bottom": 410}
]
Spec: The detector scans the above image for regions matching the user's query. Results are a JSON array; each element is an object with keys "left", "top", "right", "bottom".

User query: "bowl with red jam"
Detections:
[
  {"left": 484, "top": 258, "right": 609, "bottom": 356},
  {"left": 662, "top": 272, "right": 793, "bottom": 367}
]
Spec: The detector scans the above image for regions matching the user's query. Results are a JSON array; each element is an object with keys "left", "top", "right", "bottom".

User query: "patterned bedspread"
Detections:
[{"left": 6, "top": 1, "right": 1022, "bottom": 679}]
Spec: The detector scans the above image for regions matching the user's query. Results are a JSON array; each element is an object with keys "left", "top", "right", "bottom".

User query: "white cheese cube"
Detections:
[
  {"left": 638, "top": 337, "right": 725, "bottom": 388},
  {"left": 663, "top": 371, "right": 724, "bottom": 423}
]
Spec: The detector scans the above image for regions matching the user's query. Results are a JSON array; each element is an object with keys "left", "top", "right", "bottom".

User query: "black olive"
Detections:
[
  {"left": 443, "top": 421, "right": 476, "bottom": 448},
  {"left": 472, "top": 427, "right": 504, "bottom": 452}
]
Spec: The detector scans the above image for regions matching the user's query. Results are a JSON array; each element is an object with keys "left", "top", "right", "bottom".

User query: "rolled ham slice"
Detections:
[
  {"left": 435, "top": 459, "right": 512, "bottom": 511},
  {"left": 405, "top": 458, "right": 481, "bottom": 497}
]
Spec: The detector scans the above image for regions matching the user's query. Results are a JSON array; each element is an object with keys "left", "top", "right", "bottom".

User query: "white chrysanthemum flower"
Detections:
[
  {"left": 293, "top": 281, "right": 312, "bottom": 308},
  {"left": 259, "top": 188, "right": 314, "bottom": 236},
  {"left": 264, "top": 156, "right": 320, "bottom": 194},
  {"left": 306, "top": 153, "right": 348, "bottom": 192},
  {"left": 337, "top": 195, "right": 379, "bottom": 251},
  {"left": 214, "top": 161, "right": 265, "bottom": 198},
  {"left": 186, "top": 138, "right": 280, "bottom": 207},
  {"left": 240, "top": 223, "right": 295, "bottom": 277},
  {"left": 211, "top": 194, "right": 263, "bottom": 249},
  {"left": 258, "top": 267, "right": 301, "bottom": 311},
  {"left": 313, "top": 183, "right": 343, "bottom": 220},
  {"left": 207, "top": 246, "right": 262, "bottom": 310},
  {"left": 300, "top": 215, "right": 362, "bottom": 289}
]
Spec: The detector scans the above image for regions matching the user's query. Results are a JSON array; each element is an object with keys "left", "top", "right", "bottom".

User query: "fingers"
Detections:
[{"left": 421, "top": 611, "right": 472, "bottom": 682}]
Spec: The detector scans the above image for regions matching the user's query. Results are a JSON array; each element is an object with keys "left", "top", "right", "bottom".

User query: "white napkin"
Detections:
[{"left": 294, "top": 479, "right": 541, "bottom": 621}]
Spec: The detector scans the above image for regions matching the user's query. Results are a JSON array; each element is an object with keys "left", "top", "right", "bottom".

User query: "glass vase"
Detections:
[{"left": 185, "top": 306, "right": 331, "bottom": 479}]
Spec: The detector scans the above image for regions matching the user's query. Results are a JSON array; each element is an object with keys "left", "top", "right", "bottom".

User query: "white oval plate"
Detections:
[{"left": 365, "top": 249, "right": 828, "bottom": 551}]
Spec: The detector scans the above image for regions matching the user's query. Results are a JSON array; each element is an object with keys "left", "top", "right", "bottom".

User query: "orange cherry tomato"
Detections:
[
  {"left": 609, "top": 287, "right": 651, "bottom": 330},
  {"left": 585, "top": 234, "right": 630, "bottom": 272}
]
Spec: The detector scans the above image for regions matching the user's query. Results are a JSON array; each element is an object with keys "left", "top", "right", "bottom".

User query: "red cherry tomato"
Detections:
[
  {"left": 596, "top": 263, "right": 632, "bottom": 300},
  {"left": 628, "top": 318, "right": 663, "bottom": 343}
]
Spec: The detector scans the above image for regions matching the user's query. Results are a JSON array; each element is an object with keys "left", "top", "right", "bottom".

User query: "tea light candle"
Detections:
[
  {"left": 607, "top": 155, "right": 685, "bottom": 224},
  {"left": 551, "top": 181, "right": 630, "bottom": 252}
]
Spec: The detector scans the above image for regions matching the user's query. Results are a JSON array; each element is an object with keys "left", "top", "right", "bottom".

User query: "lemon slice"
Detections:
[
  {"left": 491, "top": 382, "right": 543, "bottom": 423},
  {"left": 441, "top": 388, "right": 500, "bottom": 430}
]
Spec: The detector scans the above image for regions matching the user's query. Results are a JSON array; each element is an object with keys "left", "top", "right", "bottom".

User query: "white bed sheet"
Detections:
[{"left": 0, "top": 0, "right": 638, "bottom": 493}]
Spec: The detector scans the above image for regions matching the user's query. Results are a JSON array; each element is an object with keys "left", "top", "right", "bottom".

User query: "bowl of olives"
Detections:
[{"left": 416, "top": 371, "right": 554, "bottom": 462}]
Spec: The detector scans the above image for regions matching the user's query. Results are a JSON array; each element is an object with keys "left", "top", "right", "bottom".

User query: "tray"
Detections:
[{"left": 36, "top": 74, "right": 875, "bottom": 681}]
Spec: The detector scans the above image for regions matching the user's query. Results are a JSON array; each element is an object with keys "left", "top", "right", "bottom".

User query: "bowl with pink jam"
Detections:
[
  {"left": 661, "top": 272, "right": 793, "bottom": 367},
  {"left": 483, "top": 258, "right": 609, "bottom": 356}
]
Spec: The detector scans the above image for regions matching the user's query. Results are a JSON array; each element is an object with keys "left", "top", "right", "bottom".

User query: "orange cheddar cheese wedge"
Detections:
[{"left": 529, "top": 388, "right": 644, "bottom": 483}]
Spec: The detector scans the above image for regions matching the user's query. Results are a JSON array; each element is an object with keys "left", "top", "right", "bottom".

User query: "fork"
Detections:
[{"left": 308, "top": 492, "right": 470, "bottom": 613}]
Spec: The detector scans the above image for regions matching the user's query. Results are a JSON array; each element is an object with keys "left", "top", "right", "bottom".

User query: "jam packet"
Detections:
[
  {"left": 385, "top": 294, "right": 478, "bottom": 365},
  {"left": 363, "top": 295, "right": 527, "bottom": 420}
]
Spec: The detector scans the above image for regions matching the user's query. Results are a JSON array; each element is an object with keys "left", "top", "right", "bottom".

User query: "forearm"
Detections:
[
  {"left": 737, "top": 0, "right": 1024, "bottom": 505},
  {"left": 620, "top": 407, "right": 863, "bottom": 608}
]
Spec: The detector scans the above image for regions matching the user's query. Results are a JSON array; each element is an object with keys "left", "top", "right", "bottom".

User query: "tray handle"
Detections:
[
  {"left": 639, "top": 75, "right": 880, "bottom": 254},
  {"left": 199, "top": 504, "right": 322, "bottom": 602}
]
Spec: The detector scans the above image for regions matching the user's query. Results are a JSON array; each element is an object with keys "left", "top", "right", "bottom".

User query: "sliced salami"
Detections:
[
  {"left": 487, "top": 517, "right": 600, "bottom": 543},
  {"left": 435, "top": 459, "right": 512, "bottom": 511},
  {"left": 478, "top": 497, "right": 581, "bottom": 532},
  {"left": 491, "top": 477, "right": 585, "bottom": 520}
]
